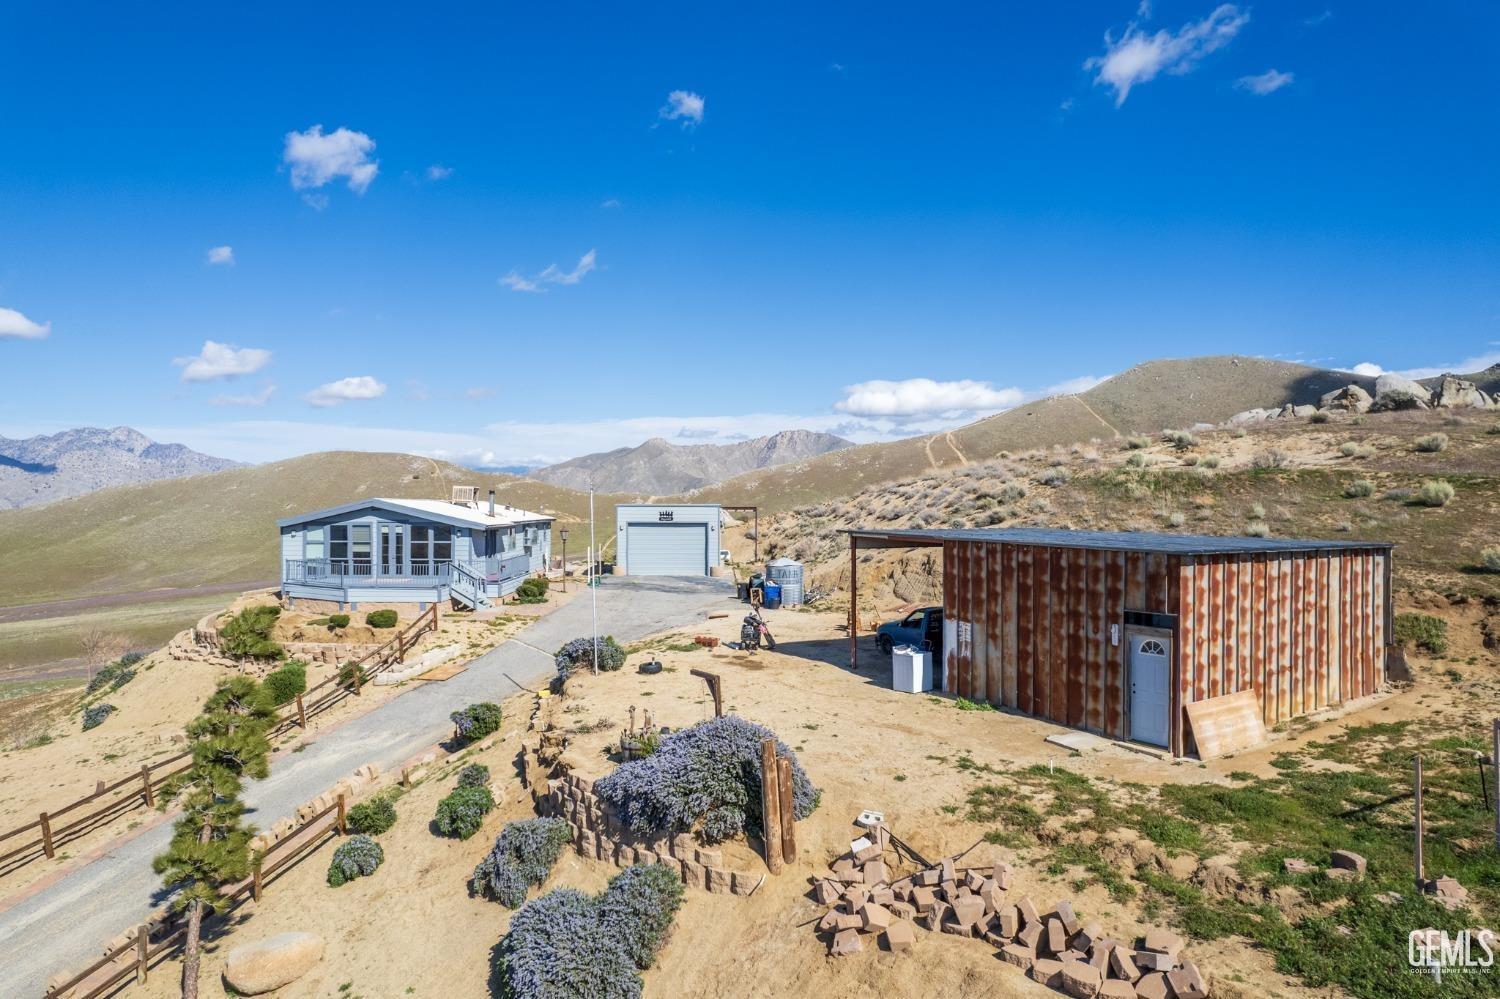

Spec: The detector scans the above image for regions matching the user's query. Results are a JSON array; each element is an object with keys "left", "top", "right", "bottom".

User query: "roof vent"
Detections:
[{"left": 452, "top": 486, "right": 479, "bottom": 507}]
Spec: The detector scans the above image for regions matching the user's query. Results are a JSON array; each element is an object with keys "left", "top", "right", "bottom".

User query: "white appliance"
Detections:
[{"left": 891, "top": 645, "right": 933, "bottom": 694}]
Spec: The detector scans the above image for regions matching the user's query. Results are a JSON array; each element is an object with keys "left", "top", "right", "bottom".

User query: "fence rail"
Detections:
[
  {"left": 2, "top": 604, "right": 438, "bottom": 882},
  {"left": 42, "top": 795, "right": 348, "bottom": 998}
]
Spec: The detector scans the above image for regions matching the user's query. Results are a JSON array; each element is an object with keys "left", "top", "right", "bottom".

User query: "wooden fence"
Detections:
[
  {"left": 42, "top": 795, "right": 348, "bottom": 998},
  {"left": 2, "top": 604, "right": 437, "bottom": 882}
]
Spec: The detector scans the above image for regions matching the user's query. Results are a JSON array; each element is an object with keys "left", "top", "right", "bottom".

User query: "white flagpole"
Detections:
[{"left": 590, "top": 488, "right": 599, "bottom": 675}]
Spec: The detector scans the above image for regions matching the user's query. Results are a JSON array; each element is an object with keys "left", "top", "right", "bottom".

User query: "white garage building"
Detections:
[{"left": 615, "top": 504, "right": 723, "bottom": 576}]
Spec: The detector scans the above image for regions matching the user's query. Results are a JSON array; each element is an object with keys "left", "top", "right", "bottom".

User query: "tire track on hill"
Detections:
[{"left": 1069, "top": 395, "right": 1122, "bottom": 438}]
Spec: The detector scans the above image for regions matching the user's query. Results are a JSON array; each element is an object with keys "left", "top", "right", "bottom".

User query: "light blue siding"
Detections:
[{"left": 615, "top": 504, "right": 721, "bottom": 576}]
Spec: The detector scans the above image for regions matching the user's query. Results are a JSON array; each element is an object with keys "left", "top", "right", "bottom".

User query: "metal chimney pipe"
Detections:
[{"left": 488, "top": 490, "right": 496, "bottom": 516}]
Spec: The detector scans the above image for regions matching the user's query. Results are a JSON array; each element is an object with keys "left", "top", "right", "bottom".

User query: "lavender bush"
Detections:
[
  {"left": 450, "top": 701, "right": 502, "bottom": 744},
  {"left": 327, "top": 834, "right": 384, "bottom": 887},
  {"left": 553, "top": 635, "right": 626, "bottom": 681},
  {"left": 82, "top": 703, "right": 117, "bottom": 731},
  {"left": 593, "top": 716, "right": 819, "bottom": 843},
  {"left": 598, "top": 862, "right": 684, "bottom": 968},
  {"left": 434, "top": 785, "right": 494, "bottom": 839},
  {"left": 470, "top": 817, "right": 572, "bottom": 908},
  {"left": 457, "top": 762, "right": 491, "bottom": 789},
  {"left": 496, "top": 889, "right": 642, "bottom": 999}
]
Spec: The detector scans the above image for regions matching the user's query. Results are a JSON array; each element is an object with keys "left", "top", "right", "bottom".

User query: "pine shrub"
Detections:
[
  {"left": 347, "top": 796, "right": 398, "bottom": 836},
  {"left": 554, "top": 636, "right": 626, "bottom": 680},
  {"left": 82, "top": 703, "right": 117, "bottom": 730},
  {"left": 450, "top": 702, "right": 502, "bottom": 744},
  {"left": 495, "top": 889, "right": 642, "bottom": 999},
  {"left": 471, "top": 817, "right": 572, "bottom": 908},
  {"left": 435, "top": 785, "right": 494, "bottom": 839},
  {"left": 262, "top": 660, "right": 308, "bottom": 706},
  {"left": 457, "top": 763, "right": 491, "bottom": 788},
  {"left": 594, "top": 716, "right": 819, "bottom": 843},
  {"left": 365, "top": 609, "right": 398, "bottom": 628},
  {"left": 218, "top": 605, "right": 284, "bottom": 659},
  {"left": 327, "top": 834, "right": 384, "bottom": 887},
  {"left": 598, "top": 863, "right": 685, "bottom": 968}
]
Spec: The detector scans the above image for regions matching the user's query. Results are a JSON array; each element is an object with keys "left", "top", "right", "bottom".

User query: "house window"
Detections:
[
  {"left": 409, "top": 526, "right": 454, "bottom": 563},
  {"left": 330, "top": 525, "right": 349, "bottom": 563},
  {"left": 305, "top": 527, "right": 326, "bottom": 561},
  {"left": 351, "top": 525, "right": 372, "bottom": 566}
]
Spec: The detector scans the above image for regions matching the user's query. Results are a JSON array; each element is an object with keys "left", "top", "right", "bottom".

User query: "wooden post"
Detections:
[
  {"left": 1414, "top": 755, "right": 1425, "bottom": 889},
  {"left": 141, "top": 765, "right": 155, "bottom": 807},
  {"left": 849, "top": 534, "right": 859, "bottom": 671},
  {"left": 1493, "top": 719, "right": 1499, "bottom": 852},
  {"left": 776, "top": 756, "right": 797, "bottom": 864},
  {"left": 690, "top": 669, "right": 723, "bottom": 718},
  {"left": 629, "top": 705, "right": 637, "bottom": 735},
  {"left": 39, "top": 811, "right": 54, "bottom": 859},
  {"left": 353, "top": 666, "right": 363, "bottom": 696},
  {"left": 251, "top": 856, "right": 263, "bottom": 902},
  {"left": 135, "top": 924, "right": 149, "bottom": 984},
  {"left": 95, "top": 779, "right": 106, "bottom": 797},
  {"left": 295, "top": 693, "right": 308, "bottom": 729},
  {"left": 759, "top": 740, "right": 783, "bottom": 875},
  {"left": 337, "top": 794, "right": 348, "bottom": 835}
]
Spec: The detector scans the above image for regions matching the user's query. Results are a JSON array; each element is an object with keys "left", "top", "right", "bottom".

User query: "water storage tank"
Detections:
[{"left": 765, "top": 557, "right": 804, "bottom": 607}]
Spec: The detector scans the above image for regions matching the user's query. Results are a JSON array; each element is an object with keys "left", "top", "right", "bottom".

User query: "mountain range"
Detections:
[
  {"left": 0, "top": 426, "right": 241, "bottom": 510},
  {"left": 528, "top": 429, "right": 853, "bottom": 494}
]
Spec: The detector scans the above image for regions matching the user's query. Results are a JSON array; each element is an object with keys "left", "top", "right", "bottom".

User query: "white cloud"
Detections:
[
  {"left": 836, "top": 379, "right": 1025, "bottom": 419},
  {"left": 1344, "top": 351, "right": 1500, "bottom": 381},
  {"left": 465, "top": 386, "right": 495, "bottom": 399},
  {"left": 304, "top": 375, "right": 387, "bottom": 407},
  {"left": 426, "top": 164, "right": 453, "bottom": 181},
  {"left": 1085, "top": 4, "right": 1249, "bottom": 106},
  {"left": 0, "top": 307, "right": 50, "bottom": 340},
  {"left": 1348, "top": 362, "right": 1385, "bottom": 377},
  {"left": 301, "top": 192, "right": 330, "bottom": 212},
  {"left": 283, "top": 125, "right": 379, "bottom": 195},
  {"left": 210, "top": 384, "right": 276, "bottom": 406},
  {"left": 1236, "top": 69, "right": 1294, "bottom": 95},
  {"left": 500, "top": 249, "right": 598, "bottom": 293},
  {"left": 206, "top": 245, "right": 235, "bottom": 266},
  {"left": 601, "top": 197, "right": 621, "bottom": 209},
  {"left": 174, "top": 340, "right": 272, "bottom": 382},
  {"left": 660, "top": 90, "right": 705, "bottom": 125}
]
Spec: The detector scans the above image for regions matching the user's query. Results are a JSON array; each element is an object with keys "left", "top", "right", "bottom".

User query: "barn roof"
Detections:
[{"left": 845, "top": 527, "right": 1393, "bottom": 556}]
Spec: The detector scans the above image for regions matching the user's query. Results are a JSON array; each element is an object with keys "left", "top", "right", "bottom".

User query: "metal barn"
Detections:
[
  {"left": 615, "top": 504, "right": 723, "bottom": 576},
  {"left": 846, "top": 528, "right": 1393, "bottom": 757}
]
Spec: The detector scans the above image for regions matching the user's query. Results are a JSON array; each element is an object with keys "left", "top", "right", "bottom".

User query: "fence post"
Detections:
[
  {"left": 95, "top": 779, "right": 106, "bottom": 797},
  {"left": 759, "top": 740, "right": 783, "bottom": 875},
  {"left": 39, "top": 811, "right": 54, "bottom": 859},
  {"left": 337, "top": 794, "right": 347, "bottom": 835},
  {"left": 141, "top": 764, "right": 155, "bottom": 807},
  {"left": 1493, "top": 719, "right": 1499, "bottom": 853},
  {"left": 1414, "top": 755, "right": 1425, "bottom": 890},
  {"left": 135, "top": 924, "right": 149, "bottom": 984},
  {"left": 252, "top": 855, "right": 263, "bottom": 902},
  {"left": 776, "top": 756, "right": 797, "bottom": 864},
  {"left": 296, "top": 693, "right": 308, "bottom": 729}
]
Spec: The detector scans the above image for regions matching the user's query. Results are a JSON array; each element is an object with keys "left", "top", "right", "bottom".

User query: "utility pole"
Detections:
[{"left": 590, "top": 488, "right": 599, "bottom": 675}]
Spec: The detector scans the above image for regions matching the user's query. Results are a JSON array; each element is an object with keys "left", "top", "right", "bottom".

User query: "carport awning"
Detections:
[{"left": 843, "top": 530, "right": 946, "bottom": 672}]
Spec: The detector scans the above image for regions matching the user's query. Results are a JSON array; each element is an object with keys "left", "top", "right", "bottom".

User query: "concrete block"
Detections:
[
  {"left": 1166, "top": 960, "right": 1208, "bottom": 999},
  {"left": 1001, "top": 943, "right": 1035, "bottom": 970},
  {"left": 1029, "top": 958, "right": 1065, "bottom": 988},
  {"left": 1134, "top": 972, "right": 1170, "bottom": 999},
  {"left": 1018, "top": 922, "right": 1043, "bottom": 950},
  {"left": 1098, "top": 981, "right": 1138, "bottom": 998},
  {"left": 1282, "top": 857, "right": 1317, "bottom": 875},
  {"left": 1017, "top": 896, "right": 1042, "bottom": 927},
  {"left": 1135, "top": 949, "right": 1176, "bottom": 973},
  {"left": 681, "top": 859, "right": 706, "bottom": 890},
  {"left": 863, "top": 859, "right": 888, "bottom": 886},
  {"left": 993, "top": 861, "right": 1013, "bottom": 890},
  {"left": 911, "top": 886, "right": 938, "bottom": 912},
  {"left": 997, "top": 903, "right": 1020, "bottom": 937},
  {"left": 940, "top": 858, "right": 956, "bottom": 883},
  {"left": 814, "top": 880, "right": 841, "bottom": 905},
  {"left": 1074, "top": 921, "right": 1103, "bottom": 951},
  {"left": 1046, "top": 916, "right": 1068, "bottom": 954},
  {"left": 871, "top": 887, "right": 895, "bottom": 907},
  {"left": 695, "top": 848, "right": 723, "bottom": 869},
  {"left": 1060, "top": 960, "right": 1102, "bottom": 998},
  {"left": 952, "top": 895, "right": 986, "bottom": 928},
  {"left": 914, "top": 868, "right": 941, "bottom": 887},
  {"left": 854, "top": 843, "right": 883, "bottom": 864},
  {"left": 1110, "top": 947, "right": 1142, "bottom": 982},
  {"left": 831, "top": 929, "right": 862, "bottom": 957},
  {"left": 1141, "top": 929, "right": 1182, "bottom": 957},
  {"left": 706, "top": 867, "right": 731, "bottom": 894},
  {"left": 817, "top": 910, "right": 841, "bottom": 933},
  {"left": 884, "top": 919, "right": 917, "bottom": 953},
  {"left": 731, "top": 871, "right": 761, "bottom": 896},
  {"left": 889, "top": 900, "right": 916, "bottom": 922},
  {"left": 1056, "top": 899, "right": 1081, "bottom": 935},
  {"left": 835, "top": 911, "right": 863, "bottom": 933},
  {"left": 860, "top": 903, "right": 892, "bottom": 933},
  {"left": 941, "top": 919, "right": 974, "bottom": 938}
]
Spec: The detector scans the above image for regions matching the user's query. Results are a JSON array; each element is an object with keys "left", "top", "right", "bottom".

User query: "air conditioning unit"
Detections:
[{"left": 452, "top": 486, "right": 479, "bottom": 506}]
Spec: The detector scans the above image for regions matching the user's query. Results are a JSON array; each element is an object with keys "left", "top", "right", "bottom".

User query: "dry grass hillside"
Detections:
[
  {"left": 751, "top": 406, "right": 1500, "bottom": 604},
  {"left": 689, "top": 356, "right": 1379, "bottom": 514},
  {"left": 0, "top": 451, "right": 614, "bottom": 608}
]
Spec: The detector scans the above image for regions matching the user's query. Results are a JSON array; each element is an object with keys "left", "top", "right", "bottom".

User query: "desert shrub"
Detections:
[
  {"left": 1489, "top": 423, "right": 1500, "bottom": 435},
  {"left": 1181, "top": 455, "right": 1199, "bottom": 466},
  {"left": 471, "top": 817, "right": 572, "bottom": 908},
  {"left": 347, "top": 796, "right": 398, "bottom": 836},
  {"left": 365, "top": 609, "right": 398, "bottom": 629},
  {"left": 1165, "top": 511, "right": 1186, "bottom": 528},
  {"left": 1383, "top": 487, "right": 1415, "bottom": 503},
  {"left": 1414, "top": 433, "right": 1449, "bottom": 453},
  {"left": 1416, "top": 480, "right": 1455, "bottom": 507},
  {"left": 1126, "top": 436, "right": 1151, "bottom": 449},
  {"left": 1251, "top": 450, "right": 1289, "bottom": 470},
  {"left": 1343, "top": 479, "right": 1375, "bottom": 499},
  {"left": 1249, "top": 503, "right": 1267, "bottom": 520},
  {"left": 1244, "top": 521, "right": 1270, "bottom": 538},
  {"left": 327, "top": 834, "right": 384, "bottom": 887},
  {"left": 457, "top": 762, "right": 492, "bottom": 788},
  {"left": 82, "top": 703, "right": 117, "bottom": 730},
  {"left": 327, "top": 613, "right": 351, "bottom": 629},
  {"left": 450, "top": 702, "right": 502, "bottom": 744},
  {"left": 87, "top": 659, "right": 139, "bottom": 695},
  {"left": 1481, "top": 546, "right": 1500, "bottom": 573},
  {"left": 218, "top": 605, "right": 283, "bottom": 659},
  {"left": 515, "top": 577, "right": 550, "bottom": 604},
  {"left": 1037, "top": 468, "right": 1071, "bottom": 487},
  {"left": 1393, "top": 613, "right": 1447, "bottom": 654},
  {"left": 1162, "top": 429, "right": 1197, "bottom": 450},
  {"left": 996, "top": 482, "right": 1027, "bottom": 503},
  {"left": 598, "top": 863, "right": 685, "bottom": 968},
  {"left": 261, "top": 660, "right": 308, "bottom": 706},
  {"left": 1199, "top": 455, "right": 1221, "bottom": 469},
  {"left": 435, "top": 785, "right": 494, "bottom": 839},
  {"left": 554, "top": 635, "right": 626, "bottom": 679},
  {"left": 594, "top": 716, "right": 818, "bottom": 843},
  {"left": 496, "top": 889, "right": 642, "bottom": 999},
  {"left": 1126, "top": 452, "right": 1149, "bottom": 468},
  {"left": 1309, "top": 410, "right": 1330, "bottom": 423},
  {"left": 1338, "top": 442, "right": 1359, "bottom": 458}
]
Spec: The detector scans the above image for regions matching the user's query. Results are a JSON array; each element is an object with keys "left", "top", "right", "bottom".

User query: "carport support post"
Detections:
[
  {"left": 759, "top": 739, "right": 783, "bottom": 875},
  {"left": 848, "top": 534, "right": 859, "bottom": 672}
]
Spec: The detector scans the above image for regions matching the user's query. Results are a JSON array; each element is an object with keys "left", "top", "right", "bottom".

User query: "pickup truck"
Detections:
[{"left": 875, "top": 606, "right": 943, "bottom": 656}]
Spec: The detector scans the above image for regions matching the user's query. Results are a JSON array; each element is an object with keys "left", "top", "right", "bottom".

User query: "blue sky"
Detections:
[{"left": 2, "top": 2, "right": 1497, "bottom": 466}]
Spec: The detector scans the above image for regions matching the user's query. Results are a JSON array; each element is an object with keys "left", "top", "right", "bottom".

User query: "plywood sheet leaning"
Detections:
[{"left": 1184, "top": 689, "right": 1269, "bottom": 759}]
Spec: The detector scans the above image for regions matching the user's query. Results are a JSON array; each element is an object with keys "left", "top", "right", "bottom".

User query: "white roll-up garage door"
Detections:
[{"left": 625, "top": 522, "right": 708, "bottom": 576}]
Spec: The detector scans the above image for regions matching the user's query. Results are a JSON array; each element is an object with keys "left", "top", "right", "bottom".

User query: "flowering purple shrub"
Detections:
[
  {"left": 471, "top": 817, "right": 572, "bottom": 908},
  {"left": 326, "top": 834, "right": 384, "bottom": 887},
  {"left": 457, "top": 762, "right": 491, "bottom": 789},
  {"left": 496, "top": 888, "right": 642, "bottom": 999},
  {"left": 593, "top": 716, "right": 819, "bottom": 843},
  {"left": 553, "top": 635, "right": 626, "bottom": 681},
  {"left": 434, "top": 785, "right": 494, "bottom": 839},
  {"left": 450, "top": 701, "right": 502, "bottom": 744},
  {"left": 598, "top": 862, "right": 684, "bottom": 968}
]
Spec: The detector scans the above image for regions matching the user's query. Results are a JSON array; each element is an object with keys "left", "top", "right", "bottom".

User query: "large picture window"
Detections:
[
  {"left": 330, "top": 525, "right": 349, "bottom": 563},
  {"left": 410, "top": 525, "right": 453, "bottom": 564},
  {"left": 351, "top": 525, "right": 372, "bottom": 569},
  {"left": 305, "top": 526, "right": 326, "bottom": 560}
]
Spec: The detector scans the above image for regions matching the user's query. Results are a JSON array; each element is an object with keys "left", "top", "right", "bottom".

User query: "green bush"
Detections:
[
  {"left": 218, "top": 605, "right": 283, "bottom": 659},
  {"left": 1393, "top": 613, "right": 1447, "bottom": 654},
  {"left": 1414, "top": 433, "right": 1449, "bottom": 453},
  {"left": 457, "top": 763, "right": 491, "bottom": 788},
  {"left": 515, "top": 577, "right": 550, "bottom": 604},
  {"left": 1416, "top": 480, "right": 1455, "bottom": 507},
  {"left": 598, "top": 863, "right": 685, "bottom": 968},
  {"left": 327, "top": 613, "right": 351, "bottom": 629},
  {"left": 1482, "top": 546, "right": 1500, "bottom": 573},
  {"left": 338, "top": 661, "right": 364, "bottom": 690},
  {"left": 450, "top": 702, "right": 502, "bottom": 744},
  {"left": 347, "top": 796, "right": 398, "bottom": 836},
  {"left": 365, "top": 609, "right": 398, "bottom": 629},
  {"left": 435, "top": 785, "right": 494, "bottom": 839},
  {"left": 262, "top": 660, "right": 308, "bottom": 706},
  {"left": 327, "top": 834, "right": 384, "bottom": 887}
]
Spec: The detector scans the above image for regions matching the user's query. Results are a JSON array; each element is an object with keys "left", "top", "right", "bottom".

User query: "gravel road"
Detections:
[{"left": 0, "top": 575, "right": 731, "bottom": 996}]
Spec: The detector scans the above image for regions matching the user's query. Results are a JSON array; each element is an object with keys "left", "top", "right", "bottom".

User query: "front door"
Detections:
[
  {"left": 380, "top": 524, "right": 405, "bottom": 576},
  {"left": 1128, "top": 633, "right": 1171, "bottom": 747}
]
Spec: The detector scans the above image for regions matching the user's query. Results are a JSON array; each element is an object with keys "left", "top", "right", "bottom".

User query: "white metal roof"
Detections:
[{"left": 277, "top": 496, "right": 555, "bottom": 530}]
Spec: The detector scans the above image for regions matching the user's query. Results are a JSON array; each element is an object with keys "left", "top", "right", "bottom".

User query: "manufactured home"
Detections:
[
  {"left": 846, "top": 527, "right": 1393, "bottom": 758},
  {"left": 279, "top": 488, "right": 553, "bottom": 611}
]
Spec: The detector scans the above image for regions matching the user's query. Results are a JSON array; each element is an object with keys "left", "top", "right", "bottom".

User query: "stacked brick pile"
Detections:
[{"left": 811, "top": 830, "right": 1209, "bottom": 998}]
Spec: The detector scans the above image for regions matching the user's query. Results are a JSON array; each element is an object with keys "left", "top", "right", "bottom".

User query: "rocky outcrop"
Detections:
[
  {"left": 1372, "top": 373, "right": 1432, "bottom": 410},
  {"left": 1431, "top": 374, "right": 1493, "bottom": 409},
  {"left": 223, "top": 932, "right": 324, "bottom": 994},
  {"left": 1319, "top": 384, "right": 1373, "bottom": 412}
]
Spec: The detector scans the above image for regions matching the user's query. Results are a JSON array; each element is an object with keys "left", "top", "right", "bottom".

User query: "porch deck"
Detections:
[{"left": 282, "top": 554, "right": 532, "bottom": 609}]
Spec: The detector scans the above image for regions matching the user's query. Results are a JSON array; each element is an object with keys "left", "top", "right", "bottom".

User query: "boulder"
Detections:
[
  {"left": 1227, "top": 408, "right": 1271, "bottom": 425},
  {"left": 1319, "top": 384, "right": 1373, "bottom": 412},
  {"left": 1373, "top": 373, "right": 1431, "bottom": 410},
  {"left": 1291, "top": 404, "right": 1317, "bottom": 418},
  {"left": 1432, "top": 374, "right": 1491, "bottom": 409},
  {"left": 223, "top": 933, "right": 324, "bottom": 995},
  {"left": 1329, "top": 850, "right": 1367, "bottom": 877}
]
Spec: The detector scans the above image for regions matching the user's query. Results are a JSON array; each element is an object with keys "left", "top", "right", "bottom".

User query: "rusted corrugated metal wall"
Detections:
[
  {"left": 942, "top": 540, "right": 1389, "bottom": 757},
  {"left": 1174, "top": 548, "right": 1386, "bottom": 751}
]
